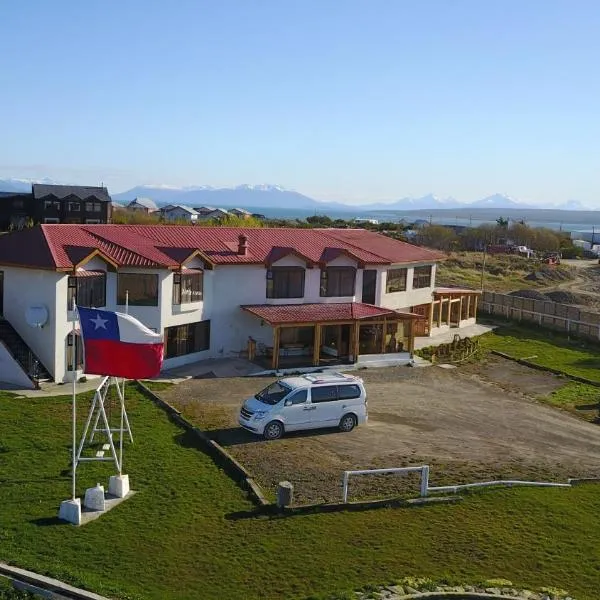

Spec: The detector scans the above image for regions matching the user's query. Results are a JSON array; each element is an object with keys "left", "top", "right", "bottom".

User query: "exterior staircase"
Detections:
[{"left": 0, "top": 319, "right": 51, "bottom": 386}]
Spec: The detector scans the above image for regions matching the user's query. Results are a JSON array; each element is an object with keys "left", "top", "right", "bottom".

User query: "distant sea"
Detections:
[{"left": 249, "top": 205, "right": 600, "bottom": 234}]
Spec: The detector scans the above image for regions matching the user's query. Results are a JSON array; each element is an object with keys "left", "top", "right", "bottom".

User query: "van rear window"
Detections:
[
  {"left": 338, "top": 384, "right": 361, "bottom": 400},
  {"left": 310, "top": 385, "right": 338, "bottom": 403}
]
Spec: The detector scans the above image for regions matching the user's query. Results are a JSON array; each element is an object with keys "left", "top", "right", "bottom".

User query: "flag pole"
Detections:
[
  {"left": 71, "top": 299, "right": 77, "bottom": 500},
  {"left": 119, "top": 291, "right": 129, "bottom": 474}
]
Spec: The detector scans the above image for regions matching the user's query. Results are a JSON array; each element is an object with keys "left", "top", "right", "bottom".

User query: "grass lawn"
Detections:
[
  {"left": 479, "top": 323, "right": 600, "bottom": 382},
  {"left": 1, "top": 385, "right": 600, "bottom": 599}
]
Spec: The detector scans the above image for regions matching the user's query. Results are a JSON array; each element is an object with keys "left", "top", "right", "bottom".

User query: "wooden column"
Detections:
[
  {"left": 380, "top": 318, "right": 387, "bottom": 353},
  {"left": 438, "top": 297, "right": 443, "bottom": 327},
  {"left": 466, "top": 295, "right": 471, "bottom": 320},
  {"left": 459, "top": 296, "right": 464, "bottom": 324},
  {"left": 473, "top": 294, "right": 479, "bottom": 319},
  {"left": 447, "top": 298, "right": 451, "bottom": 326},
  {"left": 352, "top": 322, "right": 360, "bottom": 363},
  {"left": 408, "top": 319, "right": 415, "bottom": 355},
  {"left": 313, "top": 324, "right": 321, "bottom": 366},
  {"left": 272, "top": 326, "right": 280, "bottom": 370},
  {"left": 428, "top": 302, "right": 434, "bottom": 335}
]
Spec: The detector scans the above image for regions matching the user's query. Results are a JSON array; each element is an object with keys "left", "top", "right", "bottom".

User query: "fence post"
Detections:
[
  {"left": 420, "top": 465, "right": 429, "bottom": 497},
  {"left": 342, "top": 471, "right": 350, "bottom": 503}
]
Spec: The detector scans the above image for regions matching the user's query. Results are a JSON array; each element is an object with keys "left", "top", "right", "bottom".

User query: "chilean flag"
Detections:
[{"left": 77, "top": 306, "right": 164, "bottom": 379}]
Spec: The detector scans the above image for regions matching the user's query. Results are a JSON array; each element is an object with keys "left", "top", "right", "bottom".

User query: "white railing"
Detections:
[{"left": 341, "top": 465, "right": 571, "bottom": 503}]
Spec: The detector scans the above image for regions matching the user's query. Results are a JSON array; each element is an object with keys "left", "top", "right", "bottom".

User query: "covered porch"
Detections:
[
  {"left": 241, "top": 303, "right": 421, "bottom": 370},
  {"left": 411, "top": 288, "right": 481, "bottom": 336}
]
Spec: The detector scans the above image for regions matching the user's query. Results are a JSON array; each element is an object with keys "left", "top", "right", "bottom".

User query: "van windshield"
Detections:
[{"left": 255, "top": 382, "right": 291, "bottom": 405}]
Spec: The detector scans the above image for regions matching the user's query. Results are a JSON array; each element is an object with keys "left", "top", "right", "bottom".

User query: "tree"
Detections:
[
  {"left": 415, "top": 225, "right": 458, "bottom": 251},
  {"left": 496, "top": 216, "right": 509, "bottom": 228}
]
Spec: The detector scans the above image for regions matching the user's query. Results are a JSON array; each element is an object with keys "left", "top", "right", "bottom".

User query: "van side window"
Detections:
[
  {"left": 289, "top": 389, "right": 308, "bottom": 404},
  {"left": 310, "top": 385, "right": 338, "bottom": 403},
  {"left": 338, "top": 384, "right": 361, "bottom": 400}
]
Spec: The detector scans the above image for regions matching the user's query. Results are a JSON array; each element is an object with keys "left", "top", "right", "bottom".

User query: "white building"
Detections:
[
  {"left": 0, "top": 225, "right": 479, "bottom": 387},
  {"left": 160, "top": 205, "right": 199, "bottom": 223},
  {"left": 127, "top": 197, "right": 159, "bottom": 213}
]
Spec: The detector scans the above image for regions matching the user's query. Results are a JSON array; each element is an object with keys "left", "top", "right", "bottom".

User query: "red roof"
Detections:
[
  {"left": 0, "top": 224, "right": 445, "bottom": 271},
  {"left": 241, "top": 302, "right": 421, "bottom": 325}
]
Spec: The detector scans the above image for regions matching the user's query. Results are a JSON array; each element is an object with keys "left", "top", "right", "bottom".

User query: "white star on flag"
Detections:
[{"left": 90, "top": 314, "right": 108, "bottom": 330}]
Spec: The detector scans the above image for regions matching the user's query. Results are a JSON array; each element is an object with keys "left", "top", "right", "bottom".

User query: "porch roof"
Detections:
[{"left": 241, "top": 302, "right": 421, "bottom": 325}]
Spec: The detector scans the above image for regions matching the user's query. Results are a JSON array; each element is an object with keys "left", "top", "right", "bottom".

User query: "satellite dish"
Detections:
[{"left": 26, "top": 305, "right": 49, "bottom": 328}]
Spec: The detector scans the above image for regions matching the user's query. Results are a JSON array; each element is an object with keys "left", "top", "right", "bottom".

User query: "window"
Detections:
[
  {"left": 310, "top": 385, "right": 338, "bottom": 403},
  {"left": 67, "top": 273, "right": 106, "bottom": 309},
  {"left": 67, "top": 333, "right": 84, "bottom": 370},
  {"left": 320, "top": 267, "right": 356, "bottom": 297},
  {"left": 386, "top": 268, "right": 407, "bottom": 293},
  {"left": 117, "top": 273, "right": 159, "bottom": 306},
  {"left": 173, "top": 271, "right": 203, "bottom": 304},
  {"left": 413, "top": 266, "right": 432, "bottom": 289},
  {"left": 266, "top": 267, "right": 305, "bottom": 299},
  {"left": 44, "top": 199, "right": 60, "bottom": 210},
  {"left": 43, "top": 218, "right": 60, "bottom": 224},
  {"left": 338, "top": 384, "right": 361, "bottom": 400},
  {"left": 93, "top": 202, "right": 102, "bottom": 212},
  {"left": 68, "top": 202, "right": 80, "bottom": 211},
  {"left": 288, "top": 389, "right": 308, "bottom": 404},
  {"left": 85, "top": 202, "right": 93, "bottom": 211},
  {"left": 85, "top": 219, "right": 101, "bottom": 224},
  {"left": 164, "top": 320, "right": 210, "bottom": 358}
]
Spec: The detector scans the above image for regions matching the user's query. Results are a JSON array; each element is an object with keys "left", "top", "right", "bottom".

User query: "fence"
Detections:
[{"left": 480, "top": 291, "right": 600, "bottom": 341}]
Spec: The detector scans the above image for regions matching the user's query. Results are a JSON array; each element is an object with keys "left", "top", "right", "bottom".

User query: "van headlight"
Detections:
[{"left": 253, "top": 410, "right": 268, "bottom": 420}]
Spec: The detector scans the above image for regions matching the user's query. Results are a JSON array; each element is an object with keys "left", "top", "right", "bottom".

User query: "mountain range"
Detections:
[{"left": 0, "top": 178, "right": 593, "bottom": 211}]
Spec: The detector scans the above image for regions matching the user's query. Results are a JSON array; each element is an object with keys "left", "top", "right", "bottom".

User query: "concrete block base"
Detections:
[
  {"left": 108, "top": 474, "right": 130, "bottom": 498},
  {"left": 84, "top": 484, "right": 106, "bottom": 512},
  {"left": 58, "top": 498, "right": 81, "bottom": 525}
]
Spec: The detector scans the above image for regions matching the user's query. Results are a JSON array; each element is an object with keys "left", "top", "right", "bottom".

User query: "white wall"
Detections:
[
  {"left": 0, "top": 343, "right": 35, "bottom": 389},
  {"left": 2, "top": 266, "right": 62, "bottom": 380},
  {"left": 379, "top": 262, "right": 437, "bottom": 311}
]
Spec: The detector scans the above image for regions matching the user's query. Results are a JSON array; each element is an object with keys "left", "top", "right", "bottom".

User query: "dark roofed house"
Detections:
[{"left": 0, "top": 184, "right": 113, "bottom": 230}]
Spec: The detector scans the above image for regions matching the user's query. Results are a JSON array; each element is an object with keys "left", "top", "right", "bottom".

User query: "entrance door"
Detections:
[
  {"left": 362, "top": 270, "right": 376, "bottom": 304},
  {"left": 411, "top": 304, "right": 430, "bottom": 336}
]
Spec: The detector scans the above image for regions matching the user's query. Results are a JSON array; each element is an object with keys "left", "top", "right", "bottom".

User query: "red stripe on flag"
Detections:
[{"left": 83, "top": 339, "right": 164, "bottom": 379}]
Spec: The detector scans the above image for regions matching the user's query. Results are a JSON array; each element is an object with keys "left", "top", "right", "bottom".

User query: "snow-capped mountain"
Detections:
[
  {"left": 469, "top": 193, "right": 533, "bottom": 209},
  {"left": 111, "top": 183, "right": 330, "bottom": 209},
  {"left": 0, "top": 177, "right": 60, "bottom": 193}
]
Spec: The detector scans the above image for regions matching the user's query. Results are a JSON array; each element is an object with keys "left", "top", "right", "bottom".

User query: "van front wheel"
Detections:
[
  {"left": 339, "top": 414, "right": 357, "bottom": 433},
  {"left": 263, "top": 420, "right": 284, "bottom": 440}
]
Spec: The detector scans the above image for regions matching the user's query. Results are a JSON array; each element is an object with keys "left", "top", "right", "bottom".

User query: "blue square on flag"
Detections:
[{"left": 78, "top": 307, "right": 120, "bottom": 341}]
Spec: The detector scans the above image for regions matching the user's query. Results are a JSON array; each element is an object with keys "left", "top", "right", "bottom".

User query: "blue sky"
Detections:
[{"left": 1, "top": 0, "right": 599, "bottom": 204}]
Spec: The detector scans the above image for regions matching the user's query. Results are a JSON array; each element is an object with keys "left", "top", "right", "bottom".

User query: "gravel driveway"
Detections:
[{"left": 159, "top": 356, "right": 600, "bottom": 503}]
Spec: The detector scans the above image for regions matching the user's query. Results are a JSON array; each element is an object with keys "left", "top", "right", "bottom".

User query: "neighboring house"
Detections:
[
  {"left": 194, "top": 206, "right": 217, "bottom": 216},
  {"left": 112, "top": 201, "right": 126, "bottom": 211},
  {"left": 229, "top": 208, "right": 252, "bottom": 219},
  {"left": 127, "top": 197, "right": 158, "bottom": 212},
  {"left": 0, "top": 184, "right": 112, "bottom": 229},
  {"left": 0, "top": 225, "right": 480, "bottom": 385},
  {"left": 203, "top": 208, "right": 229, "bottom": 220},
  {"left": 161, "top": 205, "right": 199, "bottom": 223}
]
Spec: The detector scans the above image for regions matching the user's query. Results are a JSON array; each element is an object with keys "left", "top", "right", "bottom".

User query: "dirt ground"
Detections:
[{"left": 159, "top": 356, "right": 600, "bottom": 504}]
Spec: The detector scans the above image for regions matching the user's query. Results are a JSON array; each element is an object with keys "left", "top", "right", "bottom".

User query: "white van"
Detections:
[{"left": 238, "top": 372, "right": 368, "bottom": 440}]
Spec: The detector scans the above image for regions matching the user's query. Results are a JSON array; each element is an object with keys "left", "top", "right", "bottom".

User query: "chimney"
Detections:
[{"left": 238, "top": 233, "right": 248, "bottom": 256}]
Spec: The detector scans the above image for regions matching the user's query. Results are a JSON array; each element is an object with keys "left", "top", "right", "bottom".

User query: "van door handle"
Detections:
[{"left": 303, "top": 406, "right": 316, "bottom": 410}]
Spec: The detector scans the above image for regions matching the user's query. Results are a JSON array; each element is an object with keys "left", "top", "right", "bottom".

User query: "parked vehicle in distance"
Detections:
[{"left": 239, "top": 372, "right": 368, "bottom": 440}]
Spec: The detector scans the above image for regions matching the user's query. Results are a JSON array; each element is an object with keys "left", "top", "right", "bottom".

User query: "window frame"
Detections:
[
  {"left": 173, "top": 271, "right": 203, "bottom": 305},
  {"left": 320, "top": 267, "right": 356, "bottom": 297},
  {"left": 68, "top": 202, "right": 81, "bottom": 212},
  {"left": 67, "top": 273, "right": 106, "bottom": 309},
  {"left": 164, "top": 320, "right": 211, "bottom": 358},
  {"left": 386, "top": 268, "right": 407, "bottom": 293},
  {"left": 117, "top": 273, "right": 159, "bottom": 306},
  {"left": 43, "top": 217, "right": 60, "bottom": 224},
  {"left": 337, "top": 384, "right": 362, "bottom": 400},
  {"left": 266, "top": 267, "right": 305, "bottom": 299},
  {"left": 413, "top": 265, "right": 433, "bottom": 289}
]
